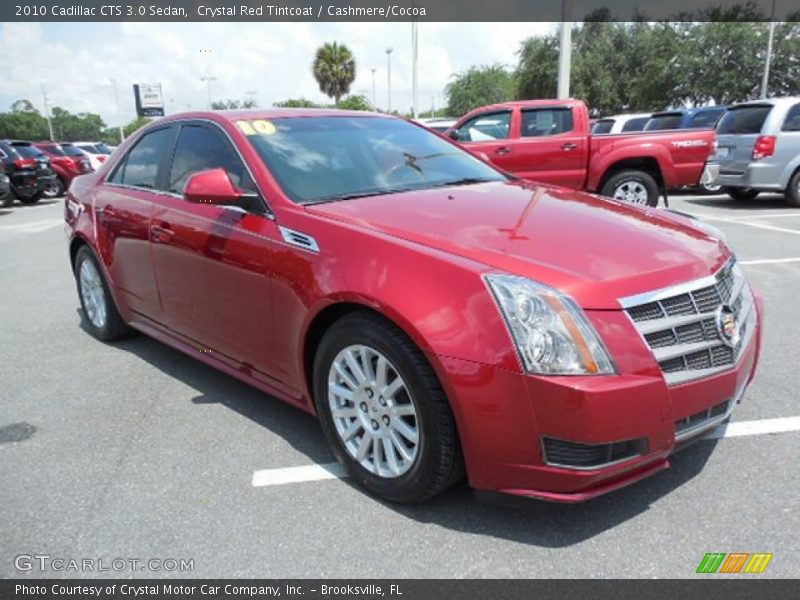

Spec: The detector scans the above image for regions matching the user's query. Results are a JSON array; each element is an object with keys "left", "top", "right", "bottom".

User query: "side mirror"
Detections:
[
  {"left": 448, "top": 130, "right": 460, "bottom": 141},
  {"left": 184, "top": 168, "right": 242, "bottom": 205}
]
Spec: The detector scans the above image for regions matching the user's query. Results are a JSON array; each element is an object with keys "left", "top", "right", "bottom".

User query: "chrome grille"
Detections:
[{"left": 621, "top": 259, "right": 757, "bottom": 386}]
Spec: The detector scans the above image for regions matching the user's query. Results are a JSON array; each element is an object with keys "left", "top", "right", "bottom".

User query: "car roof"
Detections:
[
  {"left": 159, "top": 108, "right": 390, "bottom": 124},
  {"left": 730, "top": 96, "right": 800, "bottom": 109}
]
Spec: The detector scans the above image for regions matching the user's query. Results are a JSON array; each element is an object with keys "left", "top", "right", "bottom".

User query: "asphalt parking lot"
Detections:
[{"left": 1, "top": 192, "right": 798, "bottom": 579}]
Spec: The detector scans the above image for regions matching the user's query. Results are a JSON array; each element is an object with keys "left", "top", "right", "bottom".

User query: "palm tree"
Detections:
[{"left": 312, "top": 42, "right": 356, "bottom": 106}]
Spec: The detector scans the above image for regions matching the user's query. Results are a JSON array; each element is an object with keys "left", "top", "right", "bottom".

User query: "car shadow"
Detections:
[
  {"left": 99, "top": 317, "right": 721, "bottom": 548},
  {"left": 682, "top": 193, "right": 789, "bottom": 211}
]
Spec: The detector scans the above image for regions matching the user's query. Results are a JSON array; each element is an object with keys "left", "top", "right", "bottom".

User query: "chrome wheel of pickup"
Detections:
[
  {"left": 328, "top": 344, "right": 419, "bottom": 478},
  {"left": 613, "top": 180, "right": 649, "bottom": 205}
]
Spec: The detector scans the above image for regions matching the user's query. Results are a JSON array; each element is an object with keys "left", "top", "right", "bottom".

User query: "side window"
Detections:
[
  {"left": 167, "top": 125, "right": 256, "bottom": 194},
  {"left": 109, "top": 127, "right": 173, "bottom": 189},
  {"left": 455, "top": 111, "right": 512, "bottom": 142},
  {"left": 782, "top": 104, "right": 800, "bottom": 132},
  {"left": 520, "top": 109, "right": 574, "bottom": 137}
]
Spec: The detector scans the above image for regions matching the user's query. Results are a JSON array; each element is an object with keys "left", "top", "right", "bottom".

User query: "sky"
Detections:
[{"left": 0, "top": 22, "right": 555, "bottom": 127}]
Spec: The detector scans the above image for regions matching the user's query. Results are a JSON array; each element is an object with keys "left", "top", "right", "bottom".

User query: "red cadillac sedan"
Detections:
[{"left": 65, "top": 109, "right": 762, "bottom": 503}]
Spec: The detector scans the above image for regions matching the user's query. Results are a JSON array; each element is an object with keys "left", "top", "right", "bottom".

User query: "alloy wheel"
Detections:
[
  {"left": 328, "top": 345, "right": 419, "bottom": 478},
  {"left": 613, "top": 180, "right": 649, "bottom": 205},
  {"left": 79, "top": 259, "right": 107, "bottom": 329}
]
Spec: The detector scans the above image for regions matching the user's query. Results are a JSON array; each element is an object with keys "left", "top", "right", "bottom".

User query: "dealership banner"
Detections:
[
  {"left": 2, "top": 580, "right": 796, "bottom": 599},
  {"left": 3, "top": 0, "right": 798, "bottom": 21},
  {"left": 133, "top": 83, "right": 165, "bottom": 118}
]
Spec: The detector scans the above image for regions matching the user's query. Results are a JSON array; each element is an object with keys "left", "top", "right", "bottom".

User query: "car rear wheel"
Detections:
[
  {"left": 601, "top": 170, "right": 659, "bottom": 207},
  {"left": 786, "top": 171, "right": 800, "bottom": 207},
  {"left": 74, "top": 246, "right": 130, "bottom": 341},
  {"left": 313, "top": 311, "right": 463, "bottom": 503},
  {"left": 16, "top": 191, "right": 42, "bottom": 205},
  {"left": 697, "top": 182, "right": 723, "bottom": 195},
  {"left": 1, "top": 192, "right": 13, "bottom": 208},
  {"left": 723, "top": 187, "right": 760, "bottom": 202},
  {"left": 42, "top": 178, "right": 64, "bottom": 198}
]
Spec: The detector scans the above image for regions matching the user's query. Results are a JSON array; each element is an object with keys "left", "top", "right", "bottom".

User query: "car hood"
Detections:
[{"left": 306, "top": 180, "right": 730, "bottom": 309}]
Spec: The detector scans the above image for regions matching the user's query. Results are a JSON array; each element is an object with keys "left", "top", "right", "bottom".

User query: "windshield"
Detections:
[
  {"left": 241, "top": 116, "right": 506, "bottom": 205},
  {"left": 716, "top": 105, "right": 772, "bottom": 134},
  {"left": 591, "top": 119, "right": 614, "bottom": 134},
  {"left": 60, "top": 144, "right": 85, "bottom": 157},
  {"left": 644, "top": 114, "right": 683, "bottom": 131}
]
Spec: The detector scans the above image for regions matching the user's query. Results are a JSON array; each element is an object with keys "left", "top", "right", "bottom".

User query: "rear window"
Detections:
[
  {"left": 42, "top": 144, "right": 65, "bottom": 156},
  {"left": 685, "top": 109, "right": 725, "bottom": 129},
  {"left": 716, "top": 105, "right": 772, "bottom": 134},
  {"left": 644, "top": 114, "right": 683, "bottom": 131},
  {"left": 621, "top": 117, "right": 649, "bottom": 132},
  {"left": 60, "top": 144, "right": 85, "bottom": 157},
  {"left": 592, "top": 119, "right": 614, "bottom": 134},
  {"left": 11, "top": 144, "right": 42, "bottom": 158},
  {"left": 95, "top": 143, "right": 113, "bottom": 154}
]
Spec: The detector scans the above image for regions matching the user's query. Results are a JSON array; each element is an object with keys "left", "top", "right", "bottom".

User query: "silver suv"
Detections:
[{"left": 708, "top": 96, "right": 800, "bottom": 206}]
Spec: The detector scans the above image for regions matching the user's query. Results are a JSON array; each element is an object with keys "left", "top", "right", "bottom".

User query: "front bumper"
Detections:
[{"left": 436, "top": 289, "right": 763, "bottom": 503}]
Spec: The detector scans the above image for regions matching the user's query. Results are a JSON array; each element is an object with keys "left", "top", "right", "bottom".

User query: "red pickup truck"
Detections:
[{"left": 446, "top": 99, "right": 716, "bottom": 207}]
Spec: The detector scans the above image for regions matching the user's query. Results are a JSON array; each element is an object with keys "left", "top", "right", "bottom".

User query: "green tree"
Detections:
[
  {"left": 515, "top": 36, "right": 559, "bottom": 100},
  {"left": 211, "top": 98, "right": 258, "bottom": 110},
  {"left": 768, "top": 19, "right": 800, "bottom": 97},
  {"left": 123, "top": 116, "right": 152, "bottom": 137},
  {"left": 312, "top": 42, "right": 356, "bottom": 106},
  {"left": 0, "top": 100, "right": 49, "bottom": 139},
  {"left": 445, "top": 64, "right": 516, "bottom": 118},
  {"left": 337, "top": 94, "right": 373, "bottom": 111},
  {"left": 273, "top": 98, "right": 321, "bottom": 108},
  {"left": 50, "top": 107, "right": 106, "bottom": 141}
]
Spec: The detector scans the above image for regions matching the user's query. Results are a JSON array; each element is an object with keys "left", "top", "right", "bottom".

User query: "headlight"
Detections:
[{"left": 484, "top": 274, "right": 616, "bottom": 375}]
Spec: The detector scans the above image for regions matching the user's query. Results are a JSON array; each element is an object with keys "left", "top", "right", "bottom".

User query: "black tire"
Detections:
[
  {"left": 722, "top": 187, "right": 760, "bottom": 202},
  {"left": 43, "top": 178, "right": 65, "bottom": 198},
  {"left": 0, "top": 192, "right": 13, "bottom": 208},
  {"left": 697, "top": 182, "right": 723, "bottom": 195},
  {"left": 600, "top": 170, "right": 660, "bottom": 207},
  {"left": 313, "top": 311, "right": 464, "bottom": 503},
  {"left": 786, "top": 171, "right": 800, "bottom": 207},
  {"left": 74, "top": 246, "right": 131, "bottom": 341},
  {"left": 16, "top": 191, "right": 42, "bottom": 205}
]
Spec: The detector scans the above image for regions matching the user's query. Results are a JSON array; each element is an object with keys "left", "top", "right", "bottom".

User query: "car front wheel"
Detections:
[{"left": 313, "top": 311, "right": 463, "bottom": 503}]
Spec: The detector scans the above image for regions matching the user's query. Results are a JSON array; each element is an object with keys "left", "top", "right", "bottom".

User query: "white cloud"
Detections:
[{"left": 0, "top": 21, "right": 554, "bottom": 127}]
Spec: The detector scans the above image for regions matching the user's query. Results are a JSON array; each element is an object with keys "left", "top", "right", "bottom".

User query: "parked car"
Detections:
[
  {"left": 415, "top": 118, "right": 457, "bottom": 134},
  {"left": 0, "top": 140, "right": 58, "bottom": 204},
  {"left": 66, "top": 109, "right": 762, "bottom": 503},
  {"left": 445, "top": 99, "right": 716, "bottom": 206},
  {"left": 73, "top": 142, "right": 112, "bottom": 171},
  {"left": 706, "top": 97, "right": 800, "bottom": 206},
  {"left": 33, "top": 142, "right": 93, "bottom": 197},
  {"left": 591, "top": 112, "right": 652, "bottom": 134},
  {"left": 645, "top": 106, "right": 728, "bottom": 132},
  {"left": 0, "top": 162, "right": 11, "bottom": 207}
]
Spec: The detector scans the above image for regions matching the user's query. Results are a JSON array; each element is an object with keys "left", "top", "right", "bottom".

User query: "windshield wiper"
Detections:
[
  {"left": 427, "top": 177, "right": 499, "bottom": 188},
  {"left": 304, "top": 189, "right": 399, "bottom": 205}
]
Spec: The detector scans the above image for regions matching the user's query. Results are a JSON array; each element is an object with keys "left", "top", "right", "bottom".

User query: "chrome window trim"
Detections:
[{"left": 101, "top": 117, "right": 275, "bottom": 220}]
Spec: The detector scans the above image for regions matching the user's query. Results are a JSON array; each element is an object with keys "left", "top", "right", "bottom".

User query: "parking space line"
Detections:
[
  {"left": 251, "top": 462, "right": 347, "bottom": 487},
  {"left": 702, "top": 217, "right": 800, "bottom": 236},
  {"left": 740, "top": 257, "right": 800, "bottom": 266},
  {"left": 250, "top": 416, "right": 800, "bottom": 487},
  {"left": 707, "top": 416, "right": 800, "bottom": 439}
]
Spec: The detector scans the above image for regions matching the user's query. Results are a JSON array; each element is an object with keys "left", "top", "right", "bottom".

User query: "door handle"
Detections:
[
  {"left": 561, "top": 143, "right": 578, "bottom": 151},
  {"left": 494, "top": 147, "right": 512, "bottom": 155},
  {"left": 150, "top": 222, "right": 175, "bottom": 243}
]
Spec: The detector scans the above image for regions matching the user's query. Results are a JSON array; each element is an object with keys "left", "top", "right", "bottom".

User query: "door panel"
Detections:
[
  {"left": 150, "top": 197, "right": 280, "bottom": 378},
  {"left": 509, "top": 108, "right": 587, "bottom": 189}
]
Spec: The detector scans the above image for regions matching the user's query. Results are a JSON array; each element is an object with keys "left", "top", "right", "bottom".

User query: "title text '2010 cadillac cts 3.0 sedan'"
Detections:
[{"left": 65, "top": 110, "right": 762, "bottom": 503}]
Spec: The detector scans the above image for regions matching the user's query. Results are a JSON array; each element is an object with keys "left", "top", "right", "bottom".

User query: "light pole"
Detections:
[
  {"left": 411, "top": 21, "right": 419, "bottom": 118},
  {"left": 371, "top": 68, "right": 377, "bottom": 107},
  {"left": 557, "top": 0, "right": 573, "bottom": 99},
  {"left": 41, "top": 85, "right": 54, "bottom": 141},
  {"left": 200, "top": 76, "right": 216, "bottom": 109},
  {"left": 760, "top": 0, "right": 776, "bottom": 99},
  {"left": 386, "top": 48, "right": 393, "bottom": 113},
  {"left": 110, "top": 78, "right": 124, "bottom": 143}
]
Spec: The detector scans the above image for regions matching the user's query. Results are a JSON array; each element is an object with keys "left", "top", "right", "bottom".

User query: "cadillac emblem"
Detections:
[{"left": 715, "top": 304, "right": 740, "bottom": 348}]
